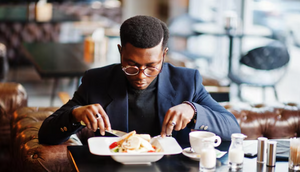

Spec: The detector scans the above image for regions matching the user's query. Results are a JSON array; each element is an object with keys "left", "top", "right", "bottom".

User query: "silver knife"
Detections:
[
  {"left": 105, "top": 130, "right": 127, "bottom": 137},
  {"left": 80, "top": 121, "right": 126, "bottom": 137}
]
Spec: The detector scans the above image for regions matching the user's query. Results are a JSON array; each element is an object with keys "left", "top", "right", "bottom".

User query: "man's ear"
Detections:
[
  {"left": 164, "top": 47, "right": 169, "bottom": 56},
  {"left": 118, "top": 44, "right": 123, "bottom": 63},
  {"left": 117, "top": 44, "right": 122, "bottom": 53}
]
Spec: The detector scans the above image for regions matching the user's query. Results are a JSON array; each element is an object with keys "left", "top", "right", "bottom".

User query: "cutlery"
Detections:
[
  {"left": 105, "top": 130, "right": 127, "bottom": 137},
  {"left": 80, "top": 121, "right": 127, "bottom": 137},
  {"left": 80, "top": 121, "right": 171, "bottom": 138}
]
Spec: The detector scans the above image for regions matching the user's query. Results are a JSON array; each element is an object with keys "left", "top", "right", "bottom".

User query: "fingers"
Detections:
[
  {"left": 96, "top": 114, "right": 105, "bottom": 135},
  {"left": 160, "top": 113, "right": 168, "bottom": 137},
  {"left": 81, "top": 116, "right": 91, "bottom": 130},
  {"left": 166, "top": 120, "right": 177, "bottom": 136},
  {"left": 173, "top": 115, "right": 191, "bottom": 130},
  {"left": 160, "top": 104, "right": 193, "bottom": 137},
  {"left": 173, "top": 117, "right": 181, "bottom": 131},
  {"left": 94, "top": 104, "right": 111, "bottom": 135},
  {"left": 84, "top": 109, "right": 98, "bottom": 132},
  {"left": 95, "top": 104, "right": 111, "bottom": 132},
  {"left": 72, "top": 104, "right": 111, "bottom": 135},
  {"left": 160, "top": 110, "right": 176, "bottom": 137},
  {"left": 161, "top": 117, "right": 190, "bottom": 137}
]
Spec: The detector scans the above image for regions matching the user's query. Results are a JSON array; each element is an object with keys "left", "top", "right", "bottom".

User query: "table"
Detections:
[
  {"left": 67, "top": 141, "right": 291, "bottom": 172},
  {"left": 21, "top": 42, "right": 89, "bottom": 105}
]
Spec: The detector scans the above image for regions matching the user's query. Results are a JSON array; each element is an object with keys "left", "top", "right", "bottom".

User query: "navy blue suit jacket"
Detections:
[{"left": 39, "top": 63, "right": 240, "bottom": 146}]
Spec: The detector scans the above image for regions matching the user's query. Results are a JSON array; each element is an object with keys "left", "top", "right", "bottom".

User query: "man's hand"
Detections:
[
  {"left": 160, "top": 103, "right": 195, "bottom": 137},
  {"left": 72, "top": 104, "right": 111, "bottom": 135}
]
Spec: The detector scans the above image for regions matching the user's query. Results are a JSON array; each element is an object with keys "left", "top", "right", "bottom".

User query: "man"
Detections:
[{"left": 38, "top": 15, "right": 240, "bottom": 146}]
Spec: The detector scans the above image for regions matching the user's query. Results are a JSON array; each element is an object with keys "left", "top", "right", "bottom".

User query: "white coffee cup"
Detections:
[{"left": 189, "top": 131, "right": 222, "bottom": 154}]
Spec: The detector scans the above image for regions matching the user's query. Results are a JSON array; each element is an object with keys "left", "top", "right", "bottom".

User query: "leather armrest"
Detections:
[
  {"left": 12, "top": 106, "right": 82, "bottom": 172},
  {"left": 0, "top": 82, "right": 27, "bottom": 115},
  {"left": 14, "top": 136, "right": 81, "bottom": 172},
  {"left": 0, "top": 82, "right": 27, "bottom": 145}
]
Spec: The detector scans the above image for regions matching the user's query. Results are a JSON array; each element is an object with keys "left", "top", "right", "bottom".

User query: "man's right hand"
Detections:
[{"left": 72, "top": 104, "right": 111, "bottom": 135}]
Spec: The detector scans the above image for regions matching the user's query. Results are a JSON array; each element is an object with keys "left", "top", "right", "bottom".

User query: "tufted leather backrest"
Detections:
[
  {"left": 0, "top": 22, "right": 61, "bottom": 65},
  {"left": 221, "top": 102, "right": 300, "bottom": 140},
  {"left": 239, "top": 40, "right": 290, "bottom": 70}
]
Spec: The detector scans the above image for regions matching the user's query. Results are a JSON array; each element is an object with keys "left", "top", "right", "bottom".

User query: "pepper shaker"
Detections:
[
  {"left": 257, "top": 137, "right": 268, "bottom": 163},
  {"left": 267, "top": 141, "right": 277, "bottom": 167}
]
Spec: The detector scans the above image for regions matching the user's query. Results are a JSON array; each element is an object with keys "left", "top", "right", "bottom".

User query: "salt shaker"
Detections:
[
  {"left": 199, "top": 138, "right": 216, "bottom": 172},
  {"left": 257, "top": 137, "right": 268, "bottom": 163},
  {"left": 267, "top": 141, "right": 277, "bottom": 167},
  {"left": 228, "top": 133, "right": 247, "bottom": 170}
]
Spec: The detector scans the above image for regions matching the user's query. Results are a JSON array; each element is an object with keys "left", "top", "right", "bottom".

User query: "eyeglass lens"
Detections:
[{"left": 124, "top": 66, "right": 159, "bottom": 76}]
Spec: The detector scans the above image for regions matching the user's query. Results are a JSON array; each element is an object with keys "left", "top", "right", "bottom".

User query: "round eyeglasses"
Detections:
[{"left": 122, "top": 65, "right": 161, "bottom": 77}]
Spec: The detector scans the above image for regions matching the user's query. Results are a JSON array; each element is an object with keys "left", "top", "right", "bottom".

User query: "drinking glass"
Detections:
[
  {"left": 200, "top": 138, "right": 216, "bottom": 172},
  {"left": 289, "top": 137, "right": 300, "bottom": 171}
]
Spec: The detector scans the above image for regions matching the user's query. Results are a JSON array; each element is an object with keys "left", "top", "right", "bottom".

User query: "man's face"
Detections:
[{"left": 119, "top": 42, "right": 167, "bottom": 90}]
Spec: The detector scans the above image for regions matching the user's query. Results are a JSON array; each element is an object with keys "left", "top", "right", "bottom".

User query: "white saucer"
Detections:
[
  {"left": 182, "top": 147, "right": 227, "bottom": 161},
  {"left": 182, "top": 147, "right": 201, "bottom": 161}
]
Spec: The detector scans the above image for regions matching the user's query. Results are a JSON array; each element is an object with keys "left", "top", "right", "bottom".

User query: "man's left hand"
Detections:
[{"left": 160, "top": 103, "right": 195, "bottom": 137}]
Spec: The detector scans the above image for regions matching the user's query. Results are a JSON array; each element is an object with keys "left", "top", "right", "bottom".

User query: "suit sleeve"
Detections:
[
  {"left": 38, "top": 72, "right": 90, "bottom": 145},
  {"left": 192, "top": 71, "right": 241, "bottom": 141}
]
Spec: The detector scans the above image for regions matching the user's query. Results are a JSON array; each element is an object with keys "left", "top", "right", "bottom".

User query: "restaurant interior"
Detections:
[{"left": 1, "top": 0, "right": 300, "bottom": 171}]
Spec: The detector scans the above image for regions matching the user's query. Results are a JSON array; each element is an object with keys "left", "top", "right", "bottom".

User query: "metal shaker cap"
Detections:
[{"left": 266, "top": 141, "right": 277, "bottom": 167}]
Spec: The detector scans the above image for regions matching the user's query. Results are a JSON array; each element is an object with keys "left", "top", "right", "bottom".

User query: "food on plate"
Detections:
[{"left": 109, "top": 130, "right": 160, "bottom": 153}]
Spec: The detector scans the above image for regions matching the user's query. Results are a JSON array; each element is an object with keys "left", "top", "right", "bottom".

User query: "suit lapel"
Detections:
[
  {"left": 106, "top": 67, "right": 129, "bottom": 132},
  {"left": 157, "top": 64, "right": 176, "bottom": 126}
]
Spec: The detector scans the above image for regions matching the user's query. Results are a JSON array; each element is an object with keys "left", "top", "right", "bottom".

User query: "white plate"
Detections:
[
  {"left": 182, "top": 147, "right": 227, "bottom": 161},
  {"left": 88, "top": 136, "right": 182, "bottom": 165}
]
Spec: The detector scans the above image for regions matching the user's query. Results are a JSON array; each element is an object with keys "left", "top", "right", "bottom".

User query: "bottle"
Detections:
[
  {"left": 228, "top": 133, "right": 247, "bottom": 170},
  {"left": 84, "top": 36, "right": 95, "bottom": 64},
  {"left": 199, "top": 138, "right": 216, "bottom": 172}
]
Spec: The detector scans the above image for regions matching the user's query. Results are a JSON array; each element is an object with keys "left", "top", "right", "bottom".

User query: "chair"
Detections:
[{"left": 228, "top": 40, "right": 290, "bottom": 101}]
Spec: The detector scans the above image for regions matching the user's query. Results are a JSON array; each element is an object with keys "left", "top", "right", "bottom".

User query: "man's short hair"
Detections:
[{"left": 120, "top": 15, "right": 169, "bottom": 50}]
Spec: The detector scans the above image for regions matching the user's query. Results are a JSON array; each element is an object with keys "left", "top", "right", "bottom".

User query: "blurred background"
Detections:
[{"left": 1, "top": 0, "right": 300, "bottom": 107}]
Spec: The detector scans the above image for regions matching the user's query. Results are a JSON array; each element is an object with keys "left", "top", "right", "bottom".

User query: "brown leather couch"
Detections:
[
  {"left": 0, "top": 82, "right": 27, "bottom": 146},
  {"left": 221, "top": 102, "right": 300, "bottom": 140},
  {"left": 10, "top": 101, "right": 300, "bottom": 172},
  {"left": 0, "top": 82, "right": 27, "bottom": 171},
  {"left": 11, "top": 107, "right": 83, "bottom": 172}
]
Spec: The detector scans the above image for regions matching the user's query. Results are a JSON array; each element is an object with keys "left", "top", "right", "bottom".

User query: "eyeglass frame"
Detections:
[
  {"left": 121, "top": 48, "right": 167, "bottom": 77},
  {"left": 122, "top": 65, "right": 162, "bottom": 77}
]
